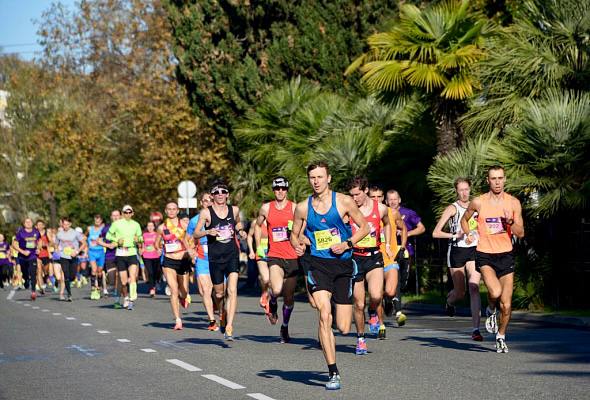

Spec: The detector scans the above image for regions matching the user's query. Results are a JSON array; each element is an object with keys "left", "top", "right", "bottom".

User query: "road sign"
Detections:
[
  {"left": 177, "top": 180, "right": 197, "bottom": 199},
  {"left": 178, "top": 198, "right": 197, "bottom": 209}
]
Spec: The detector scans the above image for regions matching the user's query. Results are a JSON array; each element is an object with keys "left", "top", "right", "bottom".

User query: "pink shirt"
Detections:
[{"left": 142, "top": 232, "right": 160, "bottom": 259}]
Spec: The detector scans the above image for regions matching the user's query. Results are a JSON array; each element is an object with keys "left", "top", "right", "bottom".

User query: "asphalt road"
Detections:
[{"left": 1, "top": 284, "right": 589, "bottom": 400}]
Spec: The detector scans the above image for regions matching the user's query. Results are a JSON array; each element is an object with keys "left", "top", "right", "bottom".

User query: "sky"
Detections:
[{"left": 0, "top": 0, "right": 76, "bottom": 61}]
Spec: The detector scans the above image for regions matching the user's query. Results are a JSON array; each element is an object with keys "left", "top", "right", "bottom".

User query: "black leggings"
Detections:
[
  {"left": 0, "top": 263, "right": 11, "bottom": 288},
  {"left": 144, "top": 258, "right": 162, "bottom": 287},
  {"left": 60, "top": 258, "right": 77, "bottom": 296},
  {"left": 19, "top": 258, "right": 38, "bottom": 292}
]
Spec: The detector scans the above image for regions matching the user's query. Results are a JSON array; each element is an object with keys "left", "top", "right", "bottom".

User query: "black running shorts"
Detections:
[
  {"left": 209, "top": 256, "right": 240, "bottom": 286},
  {"left": 267, "top": 257, "right": 301, "bottom": 279},
  {"left": 475, "top": 251, "right": 514, "bottom": 278},
  {"left": 306, "top": 256, "right": 354, "bottom": 305},
  {"left": 162, "top": 256, "right": 190, "bottom": 276},
  {"left": 448, "top": 246, "right": 476, "bottom": 269},
  {"left": 115, "top": 255, "right": 138, "bottom": 272},
  {"left": 352, "top": 251, "right": 384, "bottom": 283}
]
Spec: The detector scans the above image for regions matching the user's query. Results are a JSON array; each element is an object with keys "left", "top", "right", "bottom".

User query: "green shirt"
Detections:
[{"left": 107, "top": 219, "right": 142, "bottom": 256}]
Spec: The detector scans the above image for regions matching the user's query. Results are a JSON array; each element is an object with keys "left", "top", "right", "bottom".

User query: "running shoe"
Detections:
[
  {"left": 472, "top": 329, "right": 483, "bottom": 342},
  {"left": 165, "top": 285, "right": 171, "bottom": 296},
  {"left": 267, "top": 300, "right": 278, "bottom": 325},
  {"left": 75, "top": 279, "right": 82, "bottom": 289},
  {"left": 52, "top": 285, "right": 59, "bottom": 293},
  {"left": 59, "top": 294, "right": 66, "bottom": 301},
  {"left": 383, "top": 296, "right": 394, "bottom": 317},
  {"left": 355, "top": 338, "right": 368, "bottom": 355},
  {"left": 224, "top": 327, "right": 234, "bottom": 341},
  {"left": 67, "top": 295, "right": 73, "bottom": 302},
  {"left": 207, "top": 320, "right": 219, "bottom": 332},
  {"left": 280, "top": 325, "right": 290, "bottom": 343},
  {"left": 149, "top": 287, "right": 155, "bottom": 298},
  {"left": 81, "top": 276, "right": 88, "bottom": 286},
  {"left": 325, "top": 374, "right": 341, "bottom": 390},
  {"left": 39, "top": 288, "right": 45, "bottom": 295},
  {"left": 103, "top": 288, "right": 109, "bottom": 297},
  {"left": 378, "top": 325, "right": 386, "bottom": 340},
  {"left": 30, "top": 292, "right": 37, "bottom": 301},
  {"left": 123, "top": 296, "right": 130, "bottom": 309},
  {"left": 186, "top": 294, "right": 192, "bottom": 305},
  {"left": 113, "top": 301, "right": 122, "bottom": 309},
  {"left": 127, "top": 301, "right": 134, "bottom": 311},
  {"left": 368, "top": 314, "right": 380, "bottom": 334},
  {"left": 259, "top": 290, "right": 269, "bottom": 309},
  {"left": 395, "top": 311, "right": 407, "bottom": 327},
  {"left": 180, "top": 297, "right": 189, "bottom": 309},
  {"left": 496, "top": 337, "right": 508, "bottom": 353},
  {"left": 485, "top": 307, "right": 498, "bottom": 334},
  {"left": 445, "top": 302, "right": 456, "bottom": 317},
  {"left": 173, "top": 318, "right": 183, "bottom": 330}
]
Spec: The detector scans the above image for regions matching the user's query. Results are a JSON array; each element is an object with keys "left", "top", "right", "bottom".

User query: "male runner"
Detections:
[
  {"left": 13, "top": 218, "right": 41, "bottom": 300},
  {"left": 433, "top": 178, "right": 482, "bottom": 341},
  {"left": 87, "top": 214, "right": 106, "bottom": 300},
  {"left": 255, "top": 177, "right": 299, "bottom": 343},
  {"left": 386, "top": 190, "right": 425, "bottom": 326},
  {"left": 348, "top": 177, "right": 393, "bottom": 353},
  {"left": 461, "top": 166, "right": 524, "bottom": 353},
  {"left": 107, "top": 205, "right": 142, "bottom": 310},
  {"left": 193, "top": 181, "right": 247, "bottom": 341},
  {"left": 54, "top": 217, "right": 87, "bottom": 301},
  {"left": 290, "top": 161, "right": 369, "bottom": 390}
]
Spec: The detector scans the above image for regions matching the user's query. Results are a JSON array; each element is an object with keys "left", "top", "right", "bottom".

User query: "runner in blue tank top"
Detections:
[{"left": 290, "top": 161, "right": 369, "bottom": 391}]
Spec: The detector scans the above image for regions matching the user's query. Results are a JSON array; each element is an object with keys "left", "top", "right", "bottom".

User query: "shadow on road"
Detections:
[
  {"left": 401, "top": 336, "right": 492, "bottom": 352},
  {"left": 177, "top": 337, "right": 231, "bottom": 349},
  {"left": 237, "top": 334, "right": 320, "bottom": 349},
  {"left": 143, "top": 321, "right": 209, "bottom": 330},
  {"left": 257, "top": 369, "right": 326, "bottom": 387}
]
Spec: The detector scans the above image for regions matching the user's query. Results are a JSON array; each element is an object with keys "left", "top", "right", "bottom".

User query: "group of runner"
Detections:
[{"left": 0, "top": 162, "right": 524, "bottom": 390}]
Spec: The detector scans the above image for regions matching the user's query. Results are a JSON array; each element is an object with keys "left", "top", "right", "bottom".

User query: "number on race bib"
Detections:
[
  {"left": 271, "top": 227, "right": 289, "bottom": 242},
  {"left": 314, "top": 228, "right": 342, "bottom": 251}
]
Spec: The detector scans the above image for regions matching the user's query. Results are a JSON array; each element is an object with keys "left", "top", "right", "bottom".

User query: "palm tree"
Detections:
[
  {"left": 463, "top": 0, "right": 590, "bottom": 136},
  {"left": 346, "top": 0, "right": 489, "bottom": 154}
]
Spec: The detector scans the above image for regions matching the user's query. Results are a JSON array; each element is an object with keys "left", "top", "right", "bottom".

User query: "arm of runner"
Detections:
[
  {"left": 331, "top": 194, "right": 369, "bottom": 255},
  {"left": 77, "top": 232, "right": 88, "bottom": 253},
  {"left": 155, "top": 225, "right": 163, "bottom": 253},
  {"left": 509, "top": 198, "right": 525, "bottom": 238},
  {"left": 234, "top": 206, "right": 248, "bottom": 239},
  {"left": 290, "top": 201, "right": 307, "bottom": 257},
  {"left": 409, "top": 221, "right": 426, "bottom": 237},
  {"left": 432, "top": 205, "right": 457, "bottom": 240},
  {"left": 194, "top": 209, "right": 215, "bottom": 239},
  {"left": 13, "top": 236, "right": 29, "bottom": 257},
  {"left": 394, "top": 209, "right": 408, "bottom": 249},
  {"left": 380, "top": 204, "right": 394, "bottom": 259},
  {"left": 461, "top": 197, "right": 480, "bottom": 236},
  {"left": 247, "top": 221, "right": 256, "bottom": 259}
]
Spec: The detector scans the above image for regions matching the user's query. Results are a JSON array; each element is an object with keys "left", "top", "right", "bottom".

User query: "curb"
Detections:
[{"left": 404, "top": 302, "right": 590, "bottom": 330}]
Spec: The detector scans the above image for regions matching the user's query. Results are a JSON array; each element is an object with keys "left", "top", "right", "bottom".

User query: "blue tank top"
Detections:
[
  {"left": 305, "top": 191, "right": 352, "bottom": 260},
  {"left": 88, "top": 226, "right": 103, "bottom": 252}
]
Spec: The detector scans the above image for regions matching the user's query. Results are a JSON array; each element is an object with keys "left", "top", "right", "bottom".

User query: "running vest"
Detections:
[
  {"left": 162, "top": 219, "right": 186, "bottom": 254},
  {"left": 142, "top": 231, "right": 160, "bottom": 259},
  {"left": 476, "top": 193, "right": 516, "bottom": 254},
  {"left": 350, "top": 199, "right": 381, "bottom": 256},
  {"left": 449, "top": 201, "right": 478, "bottom": 248},
  {"left": 206, "top": 205, "right": 239, "bottom": 262},
  {"left": 0, "top": 241, "right": 9, "bottom": 263},
  {"left": 88, "top": 225, "right": 104, "bottom": 252},
  {"left": 267, "top": 200, "right": 297, "bottom": 259},
  {"left": 380, "top": 207, "right": 401, "bottom": 266},
  {"left": 304, "top": 191, "right": 352, "bottom": 260},
  {"left": 38, "top": 232, "right": 50, "bottom": 258}
]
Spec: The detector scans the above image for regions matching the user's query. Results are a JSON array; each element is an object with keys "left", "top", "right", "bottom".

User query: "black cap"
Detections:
[{"left": 272, "top": 176, "right": 289, "bottom": 189}]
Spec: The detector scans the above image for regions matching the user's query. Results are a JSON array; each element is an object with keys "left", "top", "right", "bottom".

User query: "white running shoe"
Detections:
[
  {"left": 485, "top": 307, "right": 498, "bottom": 334},
  {"left": 496, "top": 337, "right": 508, "bottom": 353}
]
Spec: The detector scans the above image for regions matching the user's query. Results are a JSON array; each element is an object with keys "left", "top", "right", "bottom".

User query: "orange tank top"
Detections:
[
  {"left": 476, "top": 192, "right": 516, "bottom": 254},
  {"left": 380, "top": 207, "right": 400, "bottom": 265}
]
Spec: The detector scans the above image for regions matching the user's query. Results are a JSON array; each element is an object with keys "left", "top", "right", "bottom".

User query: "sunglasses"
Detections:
[
  {"left": 273, "top": 187, "right": 288, "bottom": 192},
  {"left": 212, "top": 189, "right": 229, "bottom": 195},
  {"left": 123, "top": 211, "right": 133, "bottom": 214}
]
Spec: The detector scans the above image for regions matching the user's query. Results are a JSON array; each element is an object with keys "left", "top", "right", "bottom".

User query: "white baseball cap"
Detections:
[{"left": 122, "top": 205, "right": 134, "bottom": 213}]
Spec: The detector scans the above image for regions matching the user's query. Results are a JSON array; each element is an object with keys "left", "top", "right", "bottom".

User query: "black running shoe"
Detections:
[
  {"left": 383, "top": 296, "right": 394, "bottom": 317},
  {"left": 268, "top": 301, "right": 278, "bottom": 325},
  {"left": 280, "top": 325, "right": 290, "bottom": 343},
  {"left": 445, "top": 302, "right": 456, "bottom": 317}
]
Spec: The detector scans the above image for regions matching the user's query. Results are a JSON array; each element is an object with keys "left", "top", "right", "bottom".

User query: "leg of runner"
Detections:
[
  {"left": 89, "top": 260, "right": 99, "bottom": 300},
  {"left": 198, "top": 273, "right": 216, "bottom": 330},
  {"left": 381, "top": 264, "right": 399, "bottom": 317},
  {"left": 480, "top": 266, "right": 501, "bottom": 339},
  {"left": 127, "top": 264, "right": 138, "bottom": 309},
  {"left": 446, "top": 267, "right": 466, "bottom": 317},
  {"left": 366, "top": 266, "right": 384, "bottom": 338},
  {"left": 119, "top": 269, "right": 130, "bottom": 308},
  {"left": 144, "top": 258, "right": 156, "bottom": 296},
  {"left": 466, "top": 261, "right": 482, "bottom": 340},
  {"left": 352, "top": 279, "right": 367, "bottom": 355},
  {"left": 53, "top": 261, "right": 64, "bottom": 300},
  {"left": 224, "top": 272, "right": 239, "bottom": 339},
  {"left": 212, "top": 282, "right": 225, "bottom": 329},
  {"left": 258, "top": 260, "right": 270, "bottom": 311},
  {"left": 393, "top": 257, "right": 409, "bottom": 326},
  {"left": 497, "top": 273, "right": 514, "bottom": 335},
  {"left": 267, "top": 264, "right": 284, "bottom": 325},
  {"left": 61, "top": 259, "right": 74, "bottom": 301},
  {"left": 280, "top": 275, "right": 297, "bottom": 343},
  {"left": 162, "top": 267, "right": 182, "bottom": 329}
]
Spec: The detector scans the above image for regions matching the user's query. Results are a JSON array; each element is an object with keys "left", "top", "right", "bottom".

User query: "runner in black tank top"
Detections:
[{"left": 206, "top": 205, "right": 238, "bottom": 264}]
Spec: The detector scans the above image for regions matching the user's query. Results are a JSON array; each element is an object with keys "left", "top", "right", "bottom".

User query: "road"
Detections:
[{"left": 1, "top": 284, "right": 589, "bottom": 400}]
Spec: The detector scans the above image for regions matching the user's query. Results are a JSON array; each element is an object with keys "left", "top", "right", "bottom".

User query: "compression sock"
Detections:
[
  {"left": 282, "top": 304, "right": 293, "bottom": 327},
  {"left": 129, "top": 282, "right": 137, "bottom": 301}
]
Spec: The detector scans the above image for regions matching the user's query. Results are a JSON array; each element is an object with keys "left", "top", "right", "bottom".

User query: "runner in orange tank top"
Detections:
[
  {"left": 461, "top": 166, "right": 524, "bottom": 354},
  {"left": 254, "top": 177, "right": 299, "bottom": 343}
]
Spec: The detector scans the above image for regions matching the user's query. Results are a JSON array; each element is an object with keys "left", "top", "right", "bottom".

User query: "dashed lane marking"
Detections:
[
  {"left": 165, "top": 359, "right": 201, "bottom": 372},
  {"left": 117, "top": 339, "right": 131, "bottom": 343},
  {"left": 201, "top": 374, "right": 245, "bottom": 390},
  {"left": 81, "top": 323, "right": 92, "bottom": 327},
  {"left": 140, "top": 348, "right": 157, "bottom": 353},
  {"left": 66, "top": 317, "right": 76, "bottom": 320},
  {"left": 247, "top": 394, "right": 276, "bottom": 400},
  {"left": 97, "top": 330, "right": 110, "bottom": 334},
  {"left": 7, "top": 290, "right": 15, "bottom": 300},
  {"left": 52, "top": 313, "right": 62, "bottom": 316}
]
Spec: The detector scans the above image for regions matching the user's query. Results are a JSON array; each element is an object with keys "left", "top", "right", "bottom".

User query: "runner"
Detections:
[
  {"left": 75, "top": 227, "right": 89, "bottom": 288},
  {"left": 35, "top": 220, "right": 52, "bottom": 294},
  {"left": 248, "top": 219, "right": 270, "bottom": 314},
  {"left": 254, "top": 177, "right": 300, "bottom": 343},
  {"left": 87, "top": 214, "right": 106, "bottom": 300},
  {"left": 290, "top": 161, "right": 369, "bottom": 390},
  {"left": 193, "top": 181, "right": 247, "bottom": 341},
  {"left": 97, "top": 210, "right": 122, "bottom": 299},
  {"left": 461, "top": 166, "right": 524, "bottom": 353},
  {"left": 142, "top": 221, "right": 161, "bottom": 298},
  {"left": 106, "top": 205, "right": 143, "bottom": 310},
  {"left": 386, "top": 189, "right": 425, "bottom": 326},
  {"left": 0, "top": 233, "right": 13, "bottom": 288},
  {"left": 348, "top": 177, "right": 393, "bottom": 353},
  {"left": 433, "top": 178, "right": 483, "bottom": 341},
  {"left": 9, "top": 235, "right": 23, "bottom": 289},
  {"left": 187, "top": 193, "right": 218, "bottom": 331},
  {"left": 48, "top": 226, "right": 65, "bottom": 297},
  {"left": 13, "top": 218, "right": 41, "bottom": 300},
  {"left": 54, "top": 217, "right": 87, "bottom": 301},
  {"left": 156, "top": 202, "right": 191, "bottom": 330}
]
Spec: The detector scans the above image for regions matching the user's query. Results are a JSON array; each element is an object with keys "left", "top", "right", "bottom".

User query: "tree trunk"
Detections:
[{"left": 435, "top": 111, "right": 460, "bottom": 155}]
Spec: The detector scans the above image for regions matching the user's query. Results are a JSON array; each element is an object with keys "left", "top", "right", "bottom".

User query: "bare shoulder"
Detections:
[
  {"left": 335, "top": 192, "right": 354, "bottom": 208},
  {"left": 232, "top": 205, "right": 240, "bottom": 217},
  {"left": 378, "top": 202, "right": 388, "bottom": 217},
  {"left": 294, "top": 198, "right": 308, "bottom": 216}
]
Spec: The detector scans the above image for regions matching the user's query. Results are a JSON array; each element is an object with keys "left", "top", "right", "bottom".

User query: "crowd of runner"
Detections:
[{"left": 0, "top": 162, "right": 524, "bottom": 390}]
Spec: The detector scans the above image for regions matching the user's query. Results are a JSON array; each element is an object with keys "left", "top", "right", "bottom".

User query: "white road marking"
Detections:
[
  {"left": 23, "top": 303, "right": 31, "bottom": 307},
  {"left": 7, "top": 290, "right": 15, "bottom": 300},
  {"left": 140, "top": 348, "right": 156, "bottom": 353},
  {"left": 97, "top": 330, "right": 110, "bottom": 334},
  {"left": 66, "top": 317, "right": 76, "bottom": 320},
  {"left": 165, "top": 359, "right": 201, "bottom": 372},
  {"left": 247, "top": 394, "right": 276, "bottom": 400},
  {"left": 52, "top": 313, "right": 62, "bottom": 316},
  {"left": 32, "top": 306, "right": 40, "bottom": 309},
  {"left": 201, "top": 374, "right": 245, "bottom": 389},
  {"left": 42, "top": 309, "right": 50, "bottom": 312},
  {"left": 117, "top": 339, "right": 131, "bottom": 343},
  {"left": 81, "top": 323, "right": 92, "bottom": 327}
]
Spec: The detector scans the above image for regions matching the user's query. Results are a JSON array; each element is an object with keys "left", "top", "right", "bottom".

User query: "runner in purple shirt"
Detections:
[
  {"left": 13, "top": 218, "right": 42, "bottom": 300},
  {"left": 386, "top": 190, "right": 426, "bottom": 326},
  {"left": 97, "top": 209, "right": 122, "bottom": 297}
]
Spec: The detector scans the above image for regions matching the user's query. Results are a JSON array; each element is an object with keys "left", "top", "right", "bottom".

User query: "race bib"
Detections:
[
  {"left": 271, "top": 226, "right": 289, "bottom": 242},
  {"left": 216, "top": 225, "right": 233, "bottom": 242},
  {"left": 287, "top": 220, "right": 293, "bottom": 230},
  {"left": 314, "top": 228, "right": 341, "bottom": 251},
  {"left": 115, "top": 247, "right": 129, "bottom": 257},
  {"left": 485, "top": 218, "right": 506, "bottom": 235},
  {"left": 145, "top": 245, "right": 155, "bottom": 251},
  {"left": 164, "top": 242, "right": 182, "bottom": 253},
  {"left": 380, "top": 232, "right": 385, "bottom": 243},
  {"left": 0, "top": 252, "right": 6, "bottom": 259},
  {"left": 26, "top": 240, "right": 36, "bottom": 249},
  {"left": 356, "top": 233, "right": 377, "bottom": 248},
  {"left": 63, "top": 247, "right": 74, "bottom": 257},
  {"left": 90, "top": 240, "right": 98, "bottom": 247},
  {"left": 468, "top": 217, "right": 478, "bottom": 232}
]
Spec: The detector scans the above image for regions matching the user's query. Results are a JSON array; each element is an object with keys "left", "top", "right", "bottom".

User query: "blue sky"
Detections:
[{"left": 0, "top": 0, "right": 76, "bottom": 60}]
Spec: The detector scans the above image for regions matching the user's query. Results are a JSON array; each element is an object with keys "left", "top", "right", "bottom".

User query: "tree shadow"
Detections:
[
  {"left": 401, "top": 336, "right": 492, "bottom": 352},
  {"left": 257, "top": 369, "right": 326, "bottom": 387}
]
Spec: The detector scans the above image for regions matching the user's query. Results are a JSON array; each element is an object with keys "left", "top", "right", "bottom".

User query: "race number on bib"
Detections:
[
  {"left": 63, "top": 247, "right": 75, "bottom": 257},
  {"left": 356, "top": 233, "right": 377, "bottom": 248},
  {"left": 314, "top": 228, "right": 341, "bottom": 251},
  {"left": 115, "top": 247, "right": 129, "bottom": 257},
  {"left": 485, "top": 218, "right": 506, "bottom": 235},
  {"left": 271, "top": 227, "right": 289, "bottom": 242},
  {"left": 164, "top": 242, "right": 182, "bottom": 253},
  {"left": 26, "top": 240, "right": 36, "bottom": 249},
  {"left": 216, "top": 225, "right": 233, "bottom": 242},
  {"left": 145, "top": 245, "right": 155, "bottom": 251},
  {"left": 0, "top": 252, "right": 6, "bottom": 259}
]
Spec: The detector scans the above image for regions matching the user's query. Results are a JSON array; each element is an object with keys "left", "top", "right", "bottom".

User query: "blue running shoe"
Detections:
[
  {"left": 368, "top": 314, "right": 379, "bottom": 334},
  {"left": 325, "top": 374, "right": 341, "bottom": 390},
  {"left": 355, "top": 338, "right": 368, "bottom": 355}
]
